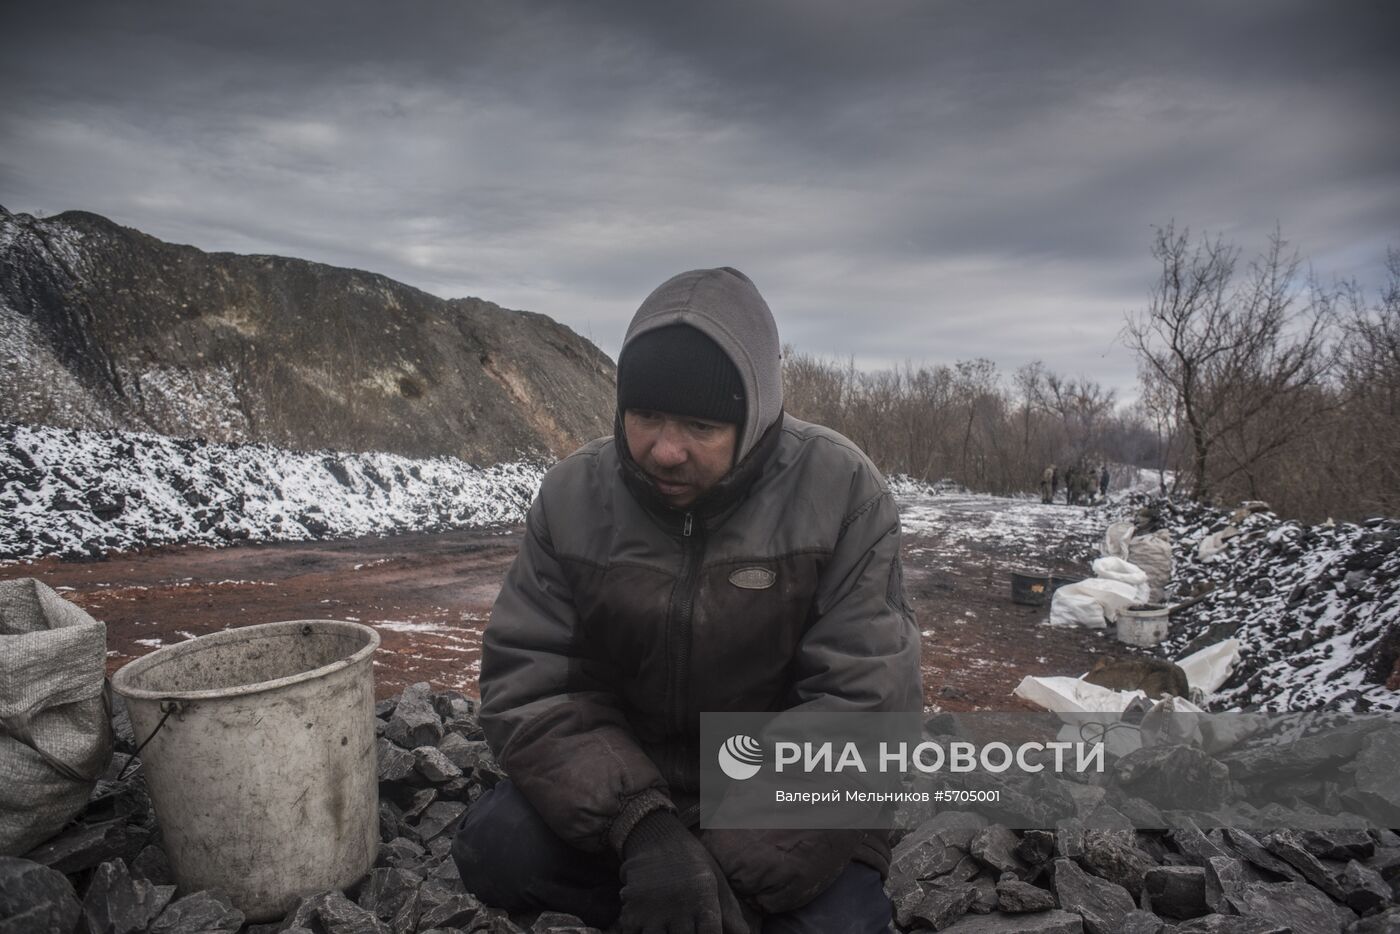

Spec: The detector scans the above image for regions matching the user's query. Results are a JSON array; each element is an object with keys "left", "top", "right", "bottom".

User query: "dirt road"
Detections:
[{"left": 1, "top": 492, "right": 1116, "bottom": 709}]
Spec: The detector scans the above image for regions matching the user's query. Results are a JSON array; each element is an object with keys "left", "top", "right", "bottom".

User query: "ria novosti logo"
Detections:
[{"left": 717, "top": 734, "right": 763, "bottom": 780}]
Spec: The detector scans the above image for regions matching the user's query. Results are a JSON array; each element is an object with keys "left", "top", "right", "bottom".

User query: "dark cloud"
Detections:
[{"left": 2, "top": 1, "right": 1397, "bottom": 401}]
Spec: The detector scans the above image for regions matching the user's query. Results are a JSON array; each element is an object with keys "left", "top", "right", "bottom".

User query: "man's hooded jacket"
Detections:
[{"left": 478, "top": 267, "right": 922, "bottom": 911}]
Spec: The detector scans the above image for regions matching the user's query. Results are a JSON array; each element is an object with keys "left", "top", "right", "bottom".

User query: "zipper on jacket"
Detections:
[{"left": 670, "top": 511, "right": 702, "bottom": 734}]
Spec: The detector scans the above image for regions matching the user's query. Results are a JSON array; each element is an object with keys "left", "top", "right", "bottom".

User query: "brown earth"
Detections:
[{"left": 0, "top": 512, "right": 1115, "bottom": 711}]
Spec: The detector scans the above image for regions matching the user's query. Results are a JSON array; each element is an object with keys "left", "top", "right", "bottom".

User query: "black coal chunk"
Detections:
[
  {"left": 148, "top": 890, "right": 244, "bottom": 934},
  {"left": 0, "top": 856, "right": 82, "bottom": 934},
  {"left": 82, "top": 859, "right": 175, "bottom": 934}
]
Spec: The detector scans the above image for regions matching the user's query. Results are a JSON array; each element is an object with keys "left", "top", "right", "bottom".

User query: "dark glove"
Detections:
[
  {"left": 701, "top": 828, "right": 865, "bottom": 914},
  {"left": 619, "top": 809, "right": 749, "bottom": 934}
]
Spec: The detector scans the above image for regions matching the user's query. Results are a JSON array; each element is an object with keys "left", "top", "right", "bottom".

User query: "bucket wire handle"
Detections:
[{"left": 115, "top": 699, "right": 183, "bottom": 783}]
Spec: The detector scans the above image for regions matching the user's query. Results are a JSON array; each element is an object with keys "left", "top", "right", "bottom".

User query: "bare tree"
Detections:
[
  {"left": 1124, "top": 223, "right": 1337, "bottom": 502},
  {"left": 1333, "top": 249, "right": 1400, "bottom": 516}
]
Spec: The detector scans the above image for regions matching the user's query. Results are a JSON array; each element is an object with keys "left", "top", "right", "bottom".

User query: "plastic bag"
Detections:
[
  {"left": 1048, "top": 578, "right": 1141, "bottom": 628},
  {"left": 1176, "top": 638, "right": 1241, "bottom": 694},
  {"left": 1100, "top": 522, "right": 1135, "bottom": 561},
  {"left": 1197, "top": 526, "right": 1240, "bottom": 560},
  {"left": 1048, "top": 586, "right": 1108, "bottom": 628},
  {"left": 1, "top": 578, "right": 113, "bottom": 856},
  {"left": 1088, "top": 557, "right": 1151, "bottom": 603}
]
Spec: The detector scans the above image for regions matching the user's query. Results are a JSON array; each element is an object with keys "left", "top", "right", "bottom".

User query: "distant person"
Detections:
[
  {"left": 453, "top": 267, "right": 922, "bottom": 933},
  {"left": 1064, "top": 465, "right": 1078, "bottom": 505},
  {"left": 1040, "top": 464, "right": 1055, "bottom": 503},
  {"left": 1077, "top": 467, "right": 1095, "bottom": 506},
  {"left": 1099, "top": 464, "right": 1110, "bottom": 499}
]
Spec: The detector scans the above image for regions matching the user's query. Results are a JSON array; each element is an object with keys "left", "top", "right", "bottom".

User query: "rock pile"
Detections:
[
  {"left": 881, "top": 810, "right": 1399, "bottom": 932},
  {"left": 1104, "top": 494, "right": 1400, "bottom": 712},
  {"left": 0, "top": 422, "right": 546, "bottom": 562},
  {"left": 4, "top": 686, "right": 1398, "bottom": 933}
]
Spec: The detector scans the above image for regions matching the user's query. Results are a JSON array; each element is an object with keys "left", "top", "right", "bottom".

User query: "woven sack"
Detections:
[{"left": 0, "top": 578, "right": 113, "bottom": 855}]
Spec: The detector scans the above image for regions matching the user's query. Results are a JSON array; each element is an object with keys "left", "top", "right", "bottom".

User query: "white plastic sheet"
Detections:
[
  {"left": 1012, "top": 640, "right": 1238, "bottom": 715},
  {"left": 1012, "top": 675, "right": 1142, "bottom": 713}
]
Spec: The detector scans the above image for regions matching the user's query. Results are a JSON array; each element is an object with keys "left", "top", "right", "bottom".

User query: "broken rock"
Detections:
[
  {"left": 1339, "top": 859, "right": 1393, "bottom": 916},
  {"left": 0, "top": 856, "right": 82, "bottom": 934},
  {"left": 1346, "top": 906, "right": 1400, "bottom": 933},
  {"left": 1143, "top": 865, "right": 1209, "bottom": 920},
  {"left": 940, "top": 908, "right": 1086, "bottom": 932},
  {"left": 147, "top": 890, "right": 244, "bottom": 934},
  {"left": 971, "top": 825, "right": 1030, "bottom": 879},
  {"left": 1051, "top": 858, "right": 1135, "bottom": 934},
  {"left": 386, "top": 682, "right": 443, "bottom": 750},
  {"left": 1114, "top": 745, "right": 1231, "bottom": 811},
  {"left": 356, "top": 867, "right": 423, "bottom": 934},
  {"left": 1120, "top": 909, "right": 1171, "bottom": 934},
  {"left": 82, "top": 859, "right": 175, "bottom": 934},
  {"left": 909, "top": 880, "right": 978, "bottom": 930},
  {"left": 413, "top": 801, "right": 467, "bottom": 844},
  {"left": 377, "top": 738, "right": 417, "bottom": 783},
  {"left": 1172, "top": 916, "right": 1290, "bottom": 933},
  {"left": 1230, "top": 881, "right": 1357, "bottom": 934},
  {"left": 413, "top": 746, "right": 463, "bottom": 784},
  {"left": 995, "top": 878, "right": 1056, "bottom": 913},
  {"left": 1080, "top": 830, "right": 1156, "bottom": 898},
  {"left": 885, "top": 872, "right": 925, "bottom": 928},
  {"left": 22, "top": 819, "right": 143, "bottom": 875}
]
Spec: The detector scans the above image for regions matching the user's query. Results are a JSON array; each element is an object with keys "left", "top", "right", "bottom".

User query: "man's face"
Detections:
[{"left": 623, "top": 409, "right": 738, "bottom": 509}]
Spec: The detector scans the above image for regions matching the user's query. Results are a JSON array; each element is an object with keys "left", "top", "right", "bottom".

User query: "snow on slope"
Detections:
[
  {"left": 1109, "top": 494, "right": 1400, "bottom": 713},
  {"left": 1, "top": 422, "right": 545, "bottom": 561}
]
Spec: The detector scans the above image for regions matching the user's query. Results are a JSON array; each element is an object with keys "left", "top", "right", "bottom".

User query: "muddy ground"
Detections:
[{"left": 0, "top": 496, "right": 1117, "bottom": 710}]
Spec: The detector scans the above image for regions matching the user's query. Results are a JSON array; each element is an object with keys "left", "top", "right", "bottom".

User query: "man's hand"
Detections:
[{"left": 619, "top": 810, "right": 749, "bottom": 934}]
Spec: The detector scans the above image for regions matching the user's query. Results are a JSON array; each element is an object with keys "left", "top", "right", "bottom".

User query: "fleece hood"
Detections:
[{"left": 618, "top": 267, "right": 783, "bottom": 464}]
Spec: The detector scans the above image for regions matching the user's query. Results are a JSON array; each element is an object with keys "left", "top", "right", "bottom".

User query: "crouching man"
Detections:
[{"left": 453, "top": 267, "right": 922, "bottom": 933}]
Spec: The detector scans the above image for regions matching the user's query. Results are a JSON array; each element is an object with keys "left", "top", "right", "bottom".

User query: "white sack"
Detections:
[
  {"left": 1100, "top": 522, "right": 1135, "bottom": 561},
  {"left": 1128, "top": 531, "right": 1173, "bottom": 603},
  {"left": 1090, "top": 557, "right": 1151, "bottom": 602},
  {"left": 1048, "top": 586, "right": 1108, "bottom": 629},
  {"left": 1197, "top": 526, "right": 1240, "bottom": 560},
  {"left": 1047, "top": 577, "right": 1143, "bottom": 628},
  {"left": 1176, "top": 638, "right": 1242, "bottom": 694}
]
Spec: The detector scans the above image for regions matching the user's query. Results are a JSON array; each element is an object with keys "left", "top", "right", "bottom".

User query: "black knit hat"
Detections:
[{"left": 617, "top": 324, "right": 746, "bottom": 424}]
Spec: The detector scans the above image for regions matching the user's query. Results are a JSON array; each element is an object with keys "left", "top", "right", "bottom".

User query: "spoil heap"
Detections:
[
  {"left": 0, "top": 423, "right": 545, "bottom": 562},
  {"left": 1111, "top": 494, "right": 1400, "bottom": 712}
]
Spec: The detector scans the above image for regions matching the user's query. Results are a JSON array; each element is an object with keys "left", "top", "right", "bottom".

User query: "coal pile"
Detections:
[
  {"left": 880, "top": 812, "right": 1400, "bottom": 932},
  {"left": 0, "top": 422, "right": 545, "bottom": 563},
  {"left": 1103, "top": 494, "right": 1400, "bottom": 712},
  {"left": 5, "top": 686, "right": 1398, "bottom": 933}
]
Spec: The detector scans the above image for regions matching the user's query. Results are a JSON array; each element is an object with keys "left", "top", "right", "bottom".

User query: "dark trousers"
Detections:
[{"left": 452, "top": 780, "right": 892, "bottom": 934}]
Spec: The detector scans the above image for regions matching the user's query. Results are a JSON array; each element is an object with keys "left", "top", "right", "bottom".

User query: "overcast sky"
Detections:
[{"left": 3, "top": 1, "right": 1397, "bottom": 402}]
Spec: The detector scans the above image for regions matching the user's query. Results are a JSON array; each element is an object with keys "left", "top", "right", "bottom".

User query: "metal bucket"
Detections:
[
  {"left": 1011, "top": 570, "right": 1052, "bottom": 606},
  {"left": 1117, "top": 604, "right": 1170, "bottom": 647},
  {"left": 110, "top": 620, "right": 380, "bottom": 921}
]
